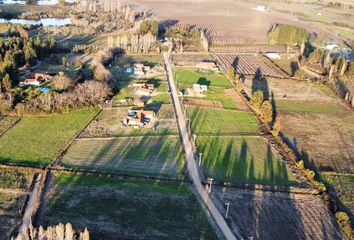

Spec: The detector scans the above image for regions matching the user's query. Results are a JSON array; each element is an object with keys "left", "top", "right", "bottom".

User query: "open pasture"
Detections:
[
  {"left": 175, "top": 67, "right": 237, "bottom": 109},
  {"left": 197, "top": 136, "right": 294, "bottom": 186},
  {"left": 187, "top": 107, "right": 258, "bottom": 135},
  {"left": 61, "top": 135, "right": 184, "bottom": 177},
  {"left": 214, "top": 54, "right": 287, "bottom": 78},
  {"left": 243, "top": 77, "right": 338, "bottom": 102},
  {"left": 214, "top": 187, "right": 344, "bottom": 240},
  {"left": 175, "top": 67, "right": 231, "bottom": 87},
  {"left": 0, "top": 108, "right": 98, "bottom": 166},
  {"left": 81, "top": 105, "right": 178, "bottom": 137},
  {"left": 280, "top": 106, "right": 354, "bottom": 173},
  {"left": 40, "top": 173, "right": 217, "bottom": 240}
]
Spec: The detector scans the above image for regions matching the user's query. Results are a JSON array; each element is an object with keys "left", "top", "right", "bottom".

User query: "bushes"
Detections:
[
  {"left": 15, "top": 223, "right": 89, "bottom": 240},
  {"left": 250, "top": 90, "right": 264, "bottom": 109},
  {"left": 335, "top": 212, "right": 353, "bottom": 238},
  {"left": 139, "top": 19, "right": 159, "bottom": 36},
  {"left": 20, "top": 80, "right": 112, "bottom": 114},
  {"left": 51, "top": 73, "right": 74, "bottom": 91}
]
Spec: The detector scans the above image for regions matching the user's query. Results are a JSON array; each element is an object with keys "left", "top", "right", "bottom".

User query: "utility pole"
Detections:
[
  {"left": 225, "top": 202, "right": 230, "bottom": 218},
  {"left": 207, "top": 178, "right": 214, "bottom": 193},
  {"left": 198, "top": 152, "right": 203, "bottom": 166}
]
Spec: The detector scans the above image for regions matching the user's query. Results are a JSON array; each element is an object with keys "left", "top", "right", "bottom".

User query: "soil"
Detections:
[{"left": 213, "top": 187, "right": 344, "bottom": 240}]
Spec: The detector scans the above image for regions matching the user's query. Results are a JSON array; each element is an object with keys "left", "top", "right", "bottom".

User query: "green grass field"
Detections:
[
  {"left": 175, "top": 67, "right": 231, "bottom": 87},
  {"left": 275, "top": 100, "right": 344, "bottom": 114},
  {"left": 321, "top": 173, "right": 354, "bottom": 211},
  {"left": 41, "top": 173, "right": 217, "bottom": 240},
  {"left": 0, "top": 108, "right": 99, "bottom": 166},
  {"left": 61, "top": 136, "right": 184, "bottom": 177},
  {"left": 175, "top": 67, "right": 236, "bottom": 109},
  {"left": 197, "top": 136, "right": 295, "bottom": 186},
  {"left": 187, "top": 107, "right": 258, "bottom": 135}
]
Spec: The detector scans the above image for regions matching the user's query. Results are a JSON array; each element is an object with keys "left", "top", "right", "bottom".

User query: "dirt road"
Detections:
[
  {"left": 163, "top": 52, "right": 240, "bottom": 240},
  {"left": 18, "top": 174, "right": 42, "bottom": 235}
]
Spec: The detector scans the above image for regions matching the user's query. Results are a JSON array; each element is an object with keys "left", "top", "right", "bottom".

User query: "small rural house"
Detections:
[
  {"left": 124, "top": 110, "right": 155, "bottom": 127},
  {"left": 137, "top": 87, "right": 154, "bottom": 96},
  {"left": 192, "top": 84, "right": 208, "bottom": 93},
  {"left": 22, "top": 73, "right": 52, "bottom": 86}
]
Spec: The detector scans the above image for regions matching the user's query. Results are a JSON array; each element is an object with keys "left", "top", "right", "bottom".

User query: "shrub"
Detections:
[
  {"left": 227, "top": 67, "right": 235, "bottom": 80},
  {"left": 335, "top": 211, "right": 353, "bottom": 238},
  {"left": 313, "top": 181, "right": 326, "bottom": 192},
  {"left": 295, "top": 160, "right": 305, "bottom": 170},
  {"left": 251, "top": 90, "right": 264, "bottom": 109},
  {"left": 51, "top": 74, "right": 74, "bottom": 91},
  {"left": 260, "top": 100, "right": 273, "bottom": 123}
]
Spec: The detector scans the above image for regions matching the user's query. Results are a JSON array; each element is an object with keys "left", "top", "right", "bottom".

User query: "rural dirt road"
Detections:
[
  {"left": 18, "top": 174, "right": 42, "bottom": 235},
  {"left": 163, "top": 52, "right": 239, "bottom": 240}
]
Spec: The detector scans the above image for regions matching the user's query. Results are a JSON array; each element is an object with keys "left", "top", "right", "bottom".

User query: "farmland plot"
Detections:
[
  {"left": 61, "top": 136, "right": 184, "bottom": 177},
  {"left": 40, "top": 173, "right": 217, "bottom": 240},
  {"left": 214, "top": 187, "right": 344, "bottom": 240},
  {"left": 140, "top": 0, "right": 339, "bottom": 46},
  {"left": 0, "top": 108, "right": 99, "bottom": 166},
  {"left": 0, "top": 166, "right": 36, "bottom": 190},
  {"left": 81, "top": 106, "right": 178, "bottom": 137},
  {"left": 0, "top": 193, "right": 25, "bottom": 240},
  {"left": 243, "top": 77, "right": 337, "bottom": 102},
  {"left": 187, "top": 107, "right": 258, "bottom": 135},
  {"left": 175, "top": 67, "right": 237, "bottom": 109},
  {"left": 321, "top": 173, "right": 354, "bottom": 214},
  {"left": 197, "top": 136, "right": 294, "bottom": 186},
  {"left": 213, "top": 54, "right": 287, "bottom": 78}
]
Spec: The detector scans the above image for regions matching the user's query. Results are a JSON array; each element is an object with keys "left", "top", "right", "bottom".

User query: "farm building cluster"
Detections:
[
  {"left": 123, "top": 109, "right": 155, "bottom": 128},
  {"left": 125, "top": 63, "right": 155, "bottom": 76}
]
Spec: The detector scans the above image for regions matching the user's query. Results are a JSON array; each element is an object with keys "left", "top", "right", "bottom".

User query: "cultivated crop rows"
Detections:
[
  {"left": 197, "top": 23, "right": 254, "bottom": 45},
  {"left": 213, "top": 53, "right": 288, "bottom": 78},
  {"left": 215, "top": 188, "right": 344, "bottom": 240}
]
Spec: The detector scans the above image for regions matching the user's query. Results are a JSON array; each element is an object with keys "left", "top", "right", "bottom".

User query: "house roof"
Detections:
[{"left": 138, "top": 87, "right": 153, "bottom": 93}]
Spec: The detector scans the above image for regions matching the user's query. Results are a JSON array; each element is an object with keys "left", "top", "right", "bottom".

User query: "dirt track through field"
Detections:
[{"left": 164, "top": 52, "right": 241, "bottom": 239}]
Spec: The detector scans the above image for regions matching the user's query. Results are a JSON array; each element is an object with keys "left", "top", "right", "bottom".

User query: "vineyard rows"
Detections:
[{"left": 213, "top": 53, "right": 288, "bottom": 78}]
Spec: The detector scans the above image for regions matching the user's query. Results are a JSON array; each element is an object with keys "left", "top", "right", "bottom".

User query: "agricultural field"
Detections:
[
  {"left": 197, "top": 136, "right": 295, "bottom": 186},
  {"left": 0, "top": 108, "right": 99, "bottom": 166},
  {"left": 0, "top": 193, "right": 25, "bottom": 240},
  {"left": 0, "top": 4, "right": 69, "bottom": 18},
  {"left": 187, "top": 107, "right": 258, "bottom": 135},
  {"left": 214, "top": 187, "right": 344, "bottom": 240},
  {"left": 243, "top": 77, "right": 338, "bottom": 102},
  {"left": 40, "top": 173, "right": 217, "bottom": 240},
  {"left": 61, "top": 136, "right": 184, "bottom": 177},
  {"left": 0, "top": 116, "right": 18, "bottom": 136},
  {"left": 243, "top": 77, "right": 354, "bottom": 173},
  {"left": 175, "top": 67, "right": 237, "bottom": 109},
  {"left": 81, "top": 105, "right": 178, "bottom": 137},
  {"left": 0, "top": 166, "right": 36, "bottom": 190},
  {"left": 321, "top": 173, "right": 354, "bottom": 214},
  {"left": 263, "top": 1, "right": 354, "bottom": 41},
  {"left": 213, "top": 54, "right": 287, "bottom": 78},
  {"left": 0, "top": 167, "right": 37, "bottom": 240},
  {"left": 138, "top": 0, "right": 339, "bottom": 47}
]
